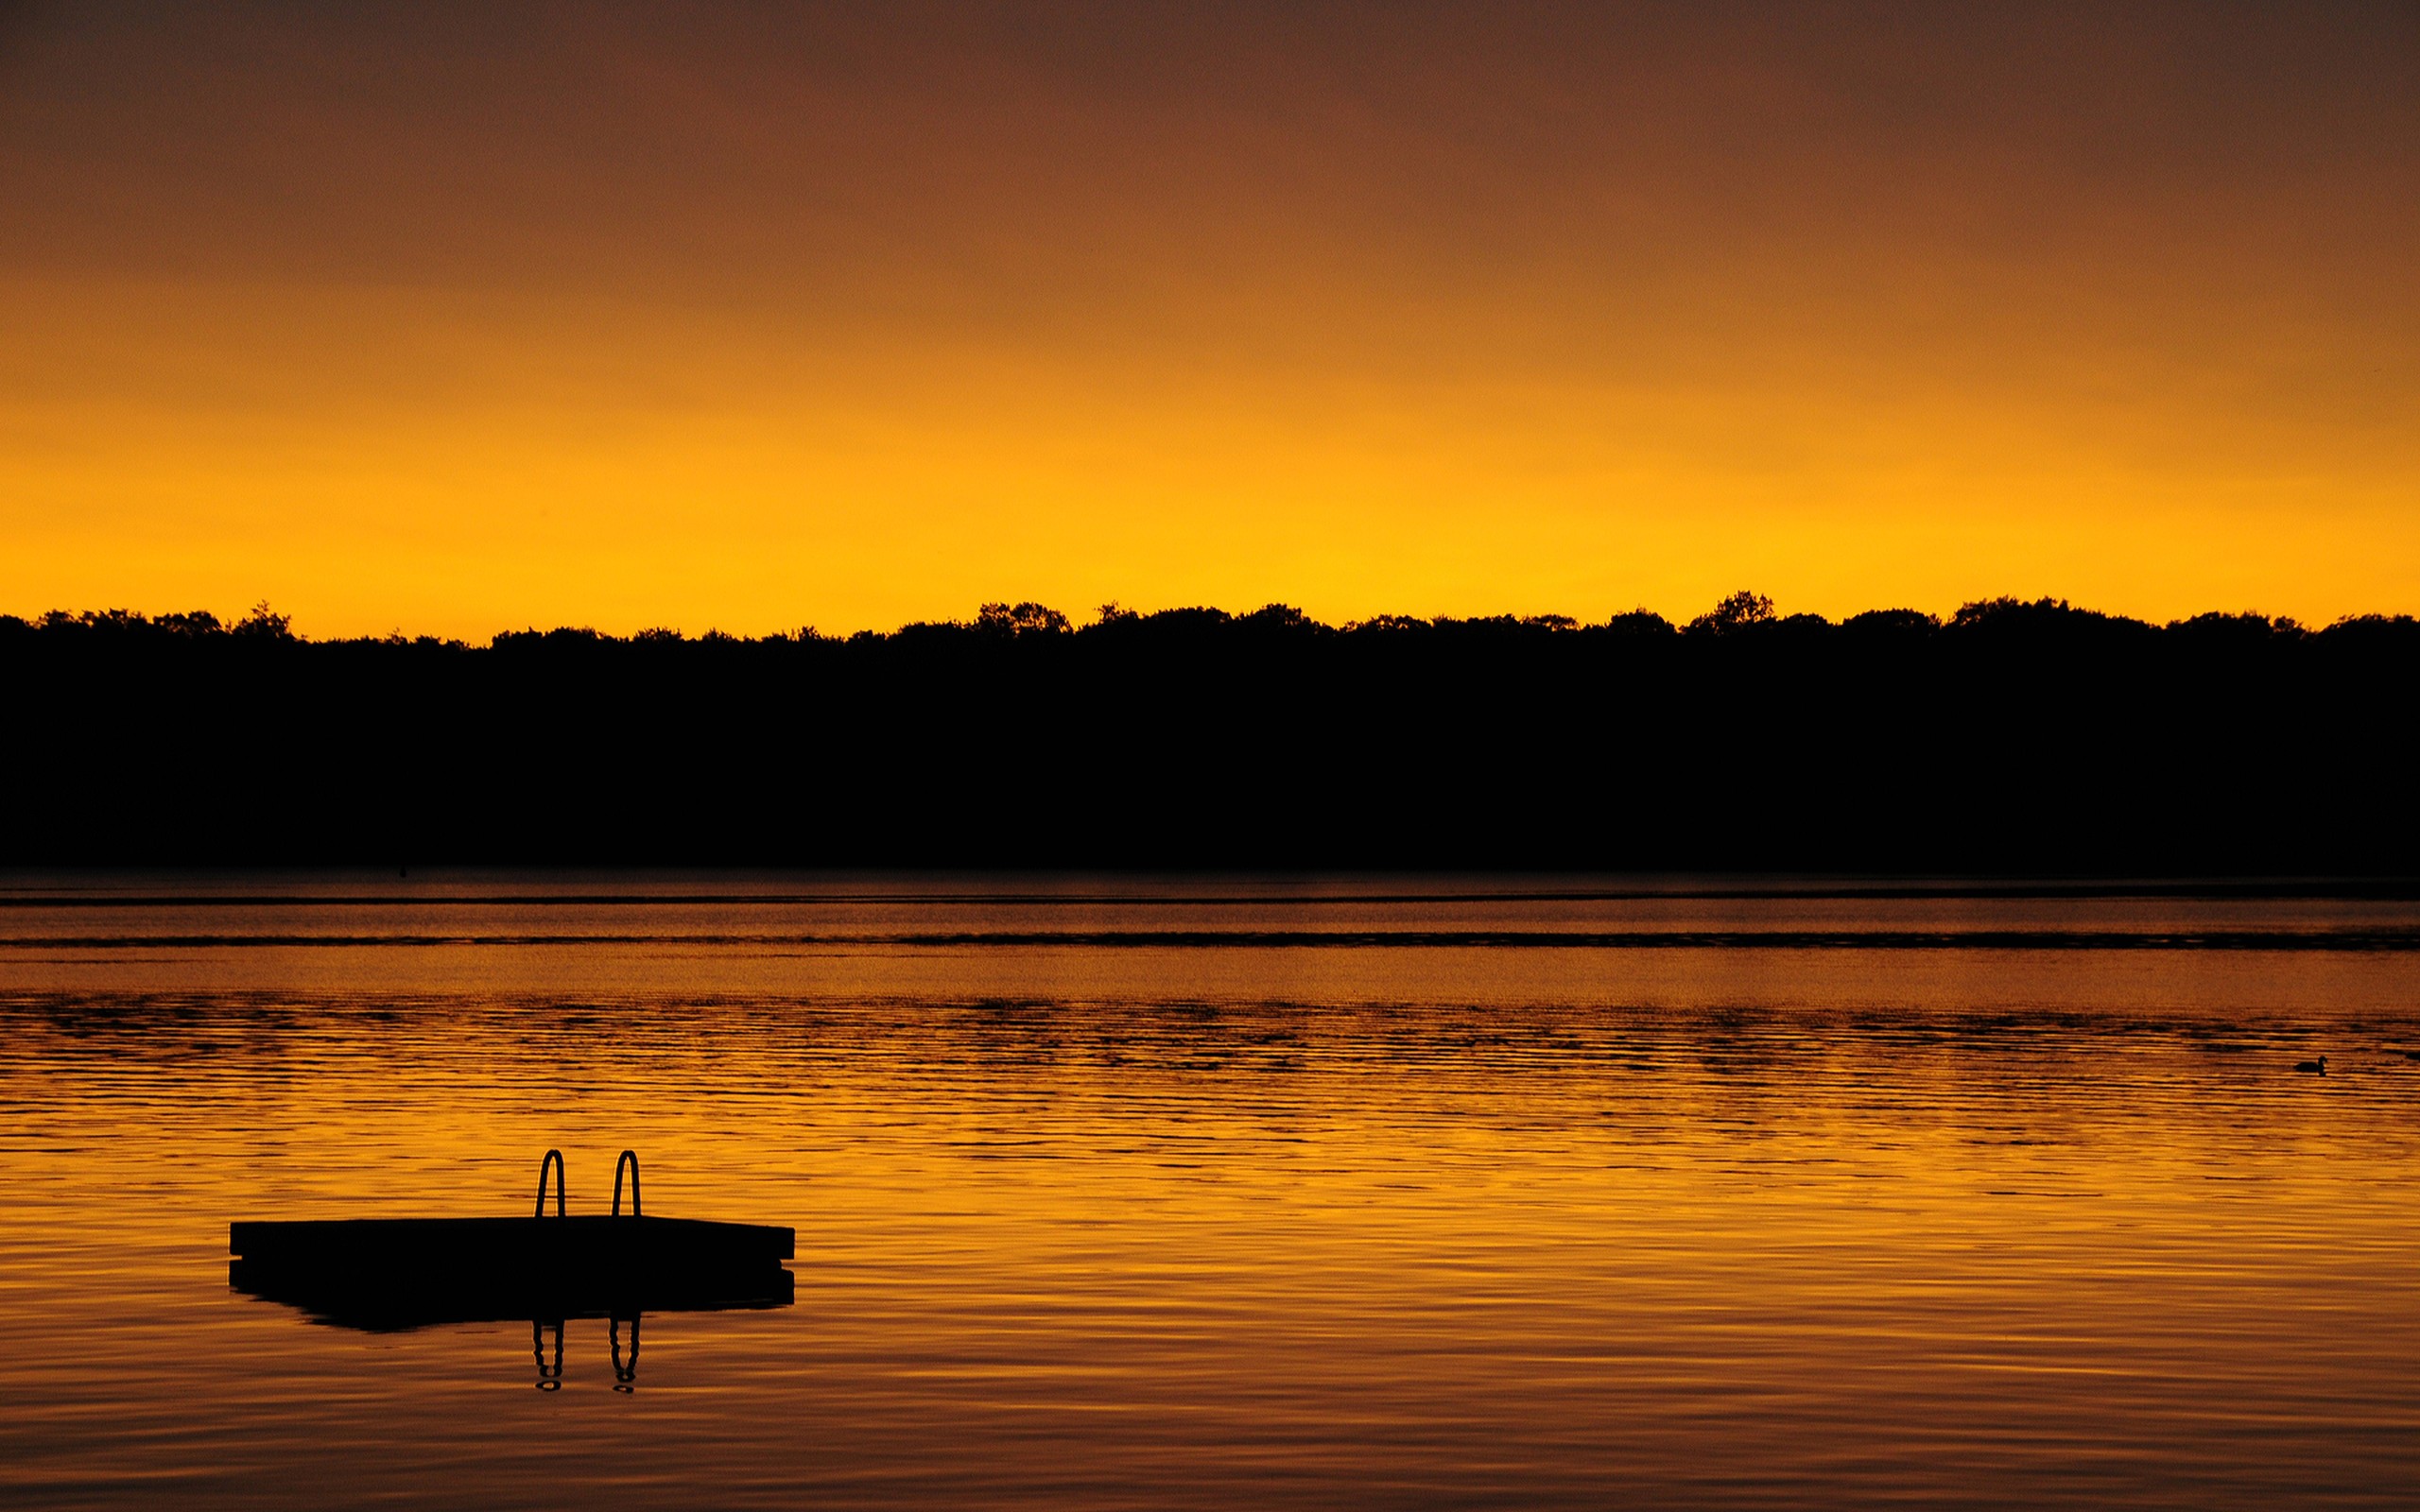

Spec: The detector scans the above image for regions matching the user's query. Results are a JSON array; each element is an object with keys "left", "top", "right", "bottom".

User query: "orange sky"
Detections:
[{"left": 2, "top": 2, "right": 2414, "bottom": 637}]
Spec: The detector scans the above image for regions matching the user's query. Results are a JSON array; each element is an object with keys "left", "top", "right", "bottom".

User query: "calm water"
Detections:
[{"left": 3, "top": 873, "right": 2416, "bottom": 1509}]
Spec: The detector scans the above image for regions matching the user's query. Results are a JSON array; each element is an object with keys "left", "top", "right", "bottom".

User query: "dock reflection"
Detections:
[
  {"left": 233, "top": 1263, "right": 789, "bottom": 1390},
  {"left": 611, "top": 1314, "right": 639, "bottom": 1392},
  {"left": 230, "top": 1256, "right": 794, "bottom": 1332},
  {"left": 528, "top": 1315, "right": 644, "bottom": 1392}
]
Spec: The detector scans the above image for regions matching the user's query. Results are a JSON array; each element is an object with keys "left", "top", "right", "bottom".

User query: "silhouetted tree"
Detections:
[
  {"left": 233, "top": 600, "right": 294, "bottom": 640},
  {"left": 977, "top": 601, "right": 1072, "bottom": 636},
  {"left": 1841, "top": 609, "right": 1937, "bottom": 635},
  {"left": 1686, "top": 591, "right": 1776, "bottom": 634},
  {"left": 1600, "top": 609, "right": 1676, "bottom": 638},
  {"left": 4, "top": 594, "right": 2414, "bottom": 872}
]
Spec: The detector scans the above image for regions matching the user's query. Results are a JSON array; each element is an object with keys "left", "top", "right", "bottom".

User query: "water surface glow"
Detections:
[{"left": 3, "top": 875, "right": 2415, "bottom": 1508}]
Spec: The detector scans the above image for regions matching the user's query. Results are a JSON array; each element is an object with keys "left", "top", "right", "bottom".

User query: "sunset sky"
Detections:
[{"left": 2, "top": 2, "right": 2413, "bottom": 638}]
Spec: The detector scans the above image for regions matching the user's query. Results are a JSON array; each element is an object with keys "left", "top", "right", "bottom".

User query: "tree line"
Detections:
[{"left": 6, "top": 593, "right": 2413, "bottom": 871}]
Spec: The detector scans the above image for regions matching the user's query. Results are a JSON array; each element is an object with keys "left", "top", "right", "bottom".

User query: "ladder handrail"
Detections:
[
  {"left": 534, "top": 1149, "right": 566, "bottom": 1218},
  {"left": 613, "top": 1150, "right": 642, "bottom": 1217}
]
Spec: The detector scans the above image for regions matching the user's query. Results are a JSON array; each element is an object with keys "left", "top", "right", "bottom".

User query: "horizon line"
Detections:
[{"left": 10, "top": 593, "right": 2420, "bottom": 648}]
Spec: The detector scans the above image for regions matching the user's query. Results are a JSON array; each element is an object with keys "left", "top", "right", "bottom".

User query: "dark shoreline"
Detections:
[
  {"left": 4, "top": 875, "right": 2420, "bottom": 905},
  {"left": 10, "top": 598, "right": 2415, "bottom": 872},
  {"left": 6, "top": 929, "right": 2420, "bottom": 953}
]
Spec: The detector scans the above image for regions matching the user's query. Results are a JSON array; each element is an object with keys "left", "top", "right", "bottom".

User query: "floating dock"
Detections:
[{"left": 229, "top": 1150, "right": 794, "bottom": 1330}]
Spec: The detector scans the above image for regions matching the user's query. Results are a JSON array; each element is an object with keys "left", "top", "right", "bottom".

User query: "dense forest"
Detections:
[{"left": 4, "top": 593, "right": 2413, "bottom": 872}]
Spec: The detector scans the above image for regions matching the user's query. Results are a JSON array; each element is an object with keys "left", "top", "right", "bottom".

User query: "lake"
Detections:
[{"left": 3, "top": 873, "right": 2415, "bottom": 1508}]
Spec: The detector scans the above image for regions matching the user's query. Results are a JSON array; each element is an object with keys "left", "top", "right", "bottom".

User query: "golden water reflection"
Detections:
[{"left": 0, "top": 877, "right": 2415, "bottom": 1508}]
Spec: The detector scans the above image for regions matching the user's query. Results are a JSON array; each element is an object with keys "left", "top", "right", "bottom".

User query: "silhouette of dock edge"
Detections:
[{"left": 229, "top": 1151, "right": 795, "bottom": 1331}]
